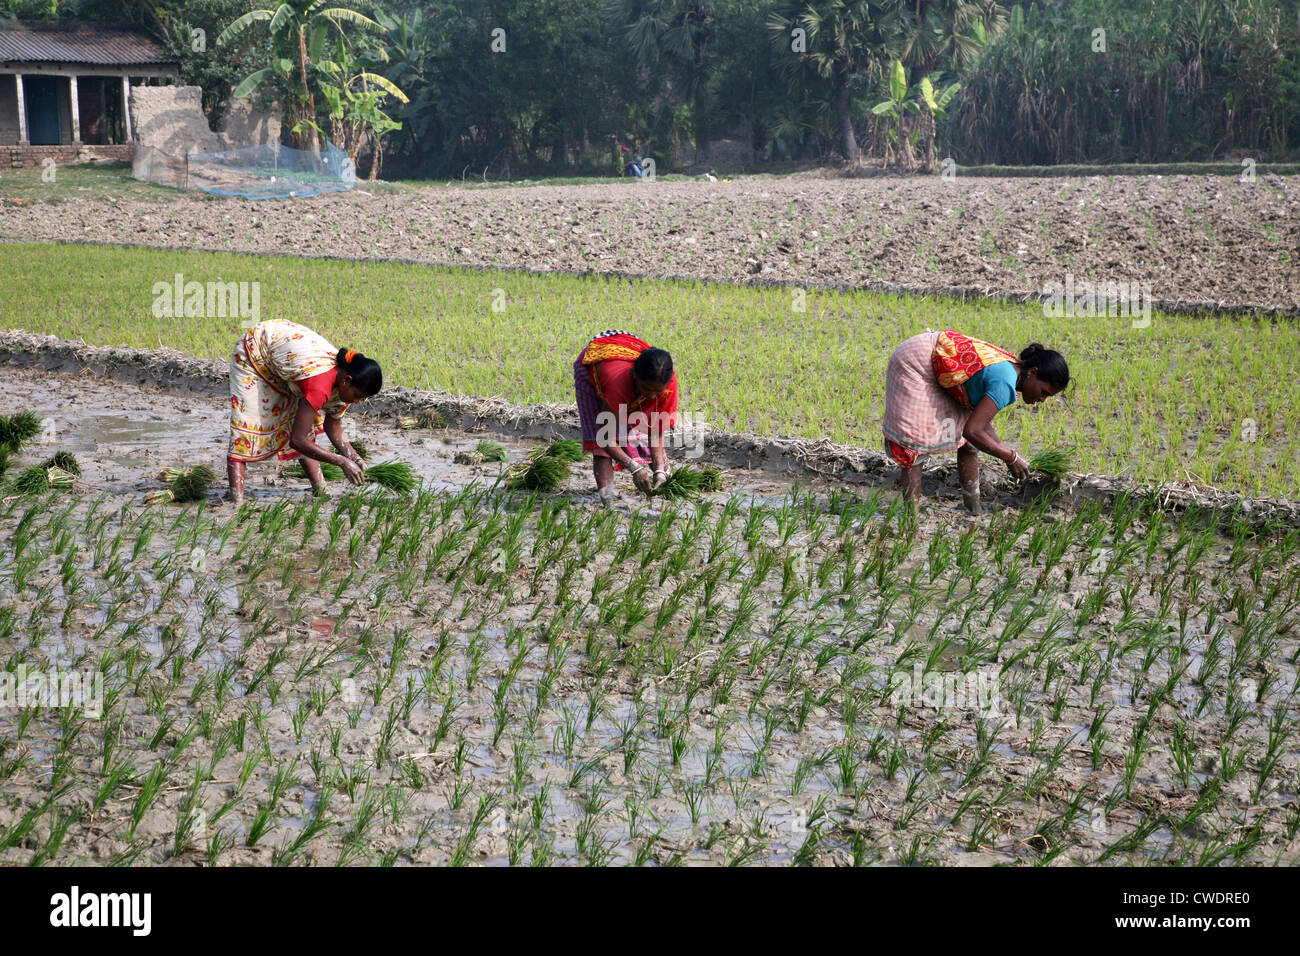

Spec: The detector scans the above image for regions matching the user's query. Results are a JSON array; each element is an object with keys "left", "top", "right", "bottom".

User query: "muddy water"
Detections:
[{"left": 11, "top": 365, "right": 809, "bottom": 509}]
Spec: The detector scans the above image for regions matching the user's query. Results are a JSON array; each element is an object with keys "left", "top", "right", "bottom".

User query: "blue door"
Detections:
[{"left": 25, "top": 76, "right": 61, "bottom": 145}]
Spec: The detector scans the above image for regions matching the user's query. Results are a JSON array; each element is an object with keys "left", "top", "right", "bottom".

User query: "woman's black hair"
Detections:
[
  {"left": 633, "top": 347, "right": 673, "bottom": 384},
  {"left": 1019, "top": 343, "right": 1069, "bottom": 390},
  {"left": 337, "top": 348, "right": 383, "bottom": 396}
]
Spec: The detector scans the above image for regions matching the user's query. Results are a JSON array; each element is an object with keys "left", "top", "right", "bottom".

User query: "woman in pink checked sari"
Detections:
[{"left": 883, "top": 329, "right": 1069, "bottom": 513}]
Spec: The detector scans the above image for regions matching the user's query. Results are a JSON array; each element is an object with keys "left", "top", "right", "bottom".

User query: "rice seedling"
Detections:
[
  {"left": 653, "top": 466, "right": 706, "bottom": 501},
  {"left": 1029, "top": 447, "right": 1075, "bottom": 481},
  {"left": 400, "top": 407, "right": 446, "bottom": 430},
  {"left": 697, "top": 467, "right": 725, "bottom": 493},
  {"left": 504, "top": 455, "right": 570, "bottom": 492}
]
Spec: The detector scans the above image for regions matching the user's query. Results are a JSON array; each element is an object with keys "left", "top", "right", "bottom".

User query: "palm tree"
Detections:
[
  {"left": 767, "top": 0, "right": 904, "bottom": 165},
  {"left": 899, "top": 0, "right": 1005, "bottom": 79},
  {"left": 605, "top": 0, "right": 717, "bottom": 162},
  {"left": 895, "top": 0, "right": 1004, "bottom": 170},
  {"left": 217, "top": 1, "right": 385, "bottom": 151}
]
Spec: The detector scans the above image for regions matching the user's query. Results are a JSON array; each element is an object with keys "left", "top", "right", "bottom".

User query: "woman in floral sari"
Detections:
[
  {"left": 227, "top": 319, "right": 382, "bottom": 502},
  {"left": 573, "top": 330, "right": 678, "bottom": 501},
  {"left": 883, "top": 329, "right": 1068, "bottom": 513}
]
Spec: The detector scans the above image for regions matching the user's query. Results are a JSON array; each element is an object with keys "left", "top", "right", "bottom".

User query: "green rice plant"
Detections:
[
  {"left": 0, "top": 411, "right": 41, "bottom": 452},
  {"left": 1029, "top": 447, "right": 1075, "bottom": 481},
  {"left": 504, "top": 455, "right": 569, "bottom": 492},
  {"left": 364, "top": 461, "right": 417, "bottom": 493},
  {"left": 127, "top": 761, "right": 169, "bottom": 840},
  {"left": 349, "top": 440, "right": 370, "bottom": 459},
  {"left": 698, "top": 467, "right": 725, "bottom": 493}
]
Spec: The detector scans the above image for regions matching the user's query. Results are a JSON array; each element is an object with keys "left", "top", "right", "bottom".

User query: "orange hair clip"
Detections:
[{"left": 344, "top": 349, "right": 357, "bottom": 363}]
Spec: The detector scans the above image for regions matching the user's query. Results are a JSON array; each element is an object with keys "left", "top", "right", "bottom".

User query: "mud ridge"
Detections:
[{"left": 3, "top": 328, "right": 1297, "bottom": 529}]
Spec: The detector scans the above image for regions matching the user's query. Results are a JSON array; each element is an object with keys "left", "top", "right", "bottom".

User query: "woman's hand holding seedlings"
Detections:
[
  {"left": 340, "top": 458, "right": 366, "bottom": 485},
  {"left": 1005, "top": 450, "right": 1031, "bottom": 480},
  {"left": 631, "top": 463, "right": 654, "bottom": 496}
]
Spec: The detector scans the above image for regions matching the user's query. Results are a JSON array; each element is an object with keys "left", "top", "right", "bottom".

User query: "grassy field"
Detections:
[{"left": 2, "top": 240, "right": 1296, "bottom": 497}]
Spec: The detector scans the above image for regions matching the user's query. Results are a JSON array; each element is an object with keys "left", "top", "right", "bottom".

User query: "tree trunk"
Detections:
[
  {"left": 296, "top": 26, "right": 319, "bottom": 153},
  {"left": 834, "top": 64, "right": 859, "bottom": 164},
  {"left": 548, "top": 112, "right": 567, "bottom": 171},
  {"left": 693, "top": 85, "right": 710, "bottom": 161}
]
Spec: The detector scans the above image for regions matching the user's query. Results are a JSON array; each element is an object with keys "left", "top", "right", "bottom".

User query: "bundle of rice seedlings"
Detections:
[
  {"left": 698, "top": 467, "right": 725, "bottom": 492},
  {"left": 418, "top": 408, "right": 447, "bottom": 429},
  {"left": 396, "top": 406, "right": 450, "bottom": 430},
  {"left": 364, "top": 461, "right": 417, "bottom": 494},
  {"left": 1028, "top": 447, "right": 1074, "bottom": 481},
  {"left": 147, "top": 464, "right": 215, "bottom": 504},
  {"left": 11, "top": 464, "right": 74, "bottom": 494},
  {"left": 540, "top": 439, "right": 583, "bottom": 461},
  {"left": 454, "top": 440, "right": 507, "bottom": 466},
  {"left": 653, "top": 466, "right": 705, "bottom": 501},
  {"left": 11, "top": 465, "right": 52, "bottom": 494},
  {"left": 504, "top": 455, "right": 569, "bottom": 492},
  {"left": 172, "top": 464, "right": 215, "bottom": 501},
  {"left": 349, "top": 440, "right": 370, "bottom": 459},
  {"left": 0, "top": 411, "right": 42, "bottom": 452},
  {"left": 40, "top": 451, "right": 81, "bottom": 476},
  {"left": 286, "top": 461, "right": 345, "bottom": 481}
]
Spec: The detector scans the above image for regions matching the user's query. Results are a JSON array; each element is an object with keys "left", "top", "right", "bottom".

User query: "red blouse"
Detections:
[{"left": 299, "top": 368, "right": 337, "bottom": 411}]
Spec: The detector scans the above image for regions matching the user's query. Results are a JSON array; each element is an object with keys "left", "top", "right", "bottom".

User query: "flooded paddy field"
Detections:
[{"left": 1, "top": 365, "right": 1298, "bottom": 866}]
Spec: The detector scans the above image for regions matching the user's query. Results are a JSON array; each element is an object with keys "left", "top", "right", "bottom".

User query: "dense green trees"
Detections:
[{"left": 4, "top": 0, "right": 1297, "bottom": 175}]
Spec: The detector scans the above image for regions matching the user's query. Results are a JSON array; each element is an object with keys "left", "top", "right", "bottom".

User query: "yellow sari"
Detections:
[{"left": 227, "top": 319, "right": 350, "bottom": 462}]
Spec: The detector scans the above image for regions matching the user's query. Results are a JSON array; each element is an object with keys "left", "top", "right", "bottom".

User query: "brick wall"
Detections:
[{"left": 6, "top": 143, "right": 133, "bottom": 168}]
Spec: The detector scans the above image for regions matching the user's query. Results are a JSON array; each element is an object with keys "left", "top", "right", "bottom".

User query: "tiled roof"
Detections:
[{"left": 0, "top": 20, "right": 176, "bottom": 66}]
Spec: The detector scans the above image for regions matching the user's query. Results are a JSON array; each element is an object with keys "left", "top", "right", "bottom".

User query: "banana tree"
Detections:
[
  {"left": 871, "top": 59, "right": 958, "bottom": 171},
  {"left": 314, "top": 45, "right": 409, "bottom": 180},
  {"left": 217, "top": 1, "right": 386, "bottom": 152}
]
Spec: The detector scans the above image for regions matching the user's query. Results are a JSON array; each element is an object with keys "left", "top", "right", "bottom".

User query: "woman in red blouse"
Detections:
[
  {"left": 227, "top": 319, "right": 382, "bottom": 502},
  {"left": 573, "top": 330, "right": 678, "bottom": 501}
]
